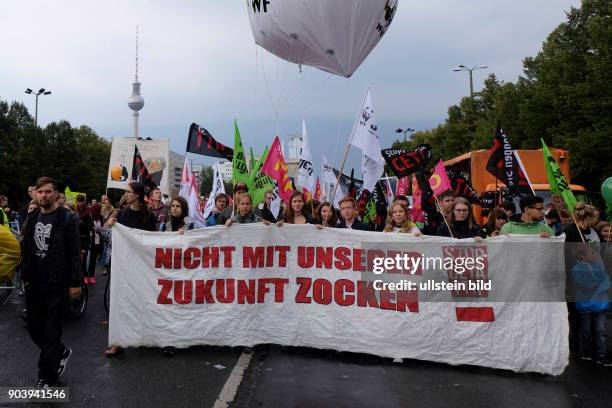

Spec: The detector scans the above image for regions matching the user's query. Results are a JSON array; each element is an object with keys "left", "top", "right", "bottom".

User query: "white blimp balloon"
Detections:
[{"left": 247, "top": 0, "right": 399, "bottom": 77}]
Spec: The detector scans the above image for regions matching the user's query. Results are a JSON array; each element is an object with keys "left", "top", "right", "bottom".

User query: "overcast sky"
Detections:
[{"left": 1, "top": 0, "right": 581, "bottom": 172}]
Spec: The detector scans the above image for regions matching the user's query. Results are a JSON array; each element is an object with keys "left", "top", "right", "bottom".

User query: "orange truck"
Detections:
[{"left": 444, "top": 148, "right": 587, "bottom": 224}]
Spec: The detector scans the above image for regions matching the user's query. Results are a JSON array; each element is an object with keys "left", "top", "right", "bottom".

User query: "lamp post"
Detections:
[
  {"left": 24, "top": 88, "right": 52, "bottom": 126},
  {"left": 395, "top": 128, "right": 415, "bottom": 143},
  {"left": 453, "top": 65, "right": 487, "bottom": 98}
]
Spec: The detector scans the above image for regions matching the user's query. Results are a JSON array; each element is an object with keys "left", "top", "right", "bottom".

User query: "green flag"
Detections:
[
  {"left": 248, "top": 146, "right": 275, "bottom": 206},
  {"left": 249, "top": 146, "right": 270, "bottom": 185},
  {"left": 362, "top": 199, "right": 376, "bottom": 225},
  {"left": 232, "top": 120, "right": 249, "bottom": 186},
  {"left": 541, "top": 139, "right": 577, "bottom": 213}
]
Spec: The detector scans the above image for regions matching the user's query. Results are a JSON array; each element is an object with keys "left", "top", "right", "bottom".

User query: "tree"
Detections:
[
  {"left": 388, "top": 0, "right": 612, "bottom": 192},
  {"left": 199, "top": 166, "right": 214, "bottom": 195},
  {"left": 0, "top": 98, "right": 111, "bottom": 207}
]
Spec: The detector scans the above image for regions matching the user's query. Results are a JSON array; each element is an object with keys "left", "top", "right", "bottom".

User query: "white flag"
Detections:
[
  {"left": 297, "top": 120, "right": 315, "bottom": 194},
  {"left": 202, "top": 162, "right": 226, "bottom": 220},
  {"left": 349, "top": 88, "right": 384, "bottom": 192},
  {"left": 179, "top": 158, "right": 192, "bottom": 201},
  {"left": 186, "top": 175, "right": 207, "bottom": 229},
  {"left": 385, "top": 175, "right": 395, "bottom": 205},
  {"left": 270, "top": 184, "right": 282, "bottom": 219},
  {"left": 322, "top": 154, "right": 343, "bottom": 207}
]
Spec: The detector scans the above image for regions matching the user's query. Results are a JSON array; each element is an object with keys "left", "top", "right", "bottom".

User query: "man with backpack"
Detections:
[{"left": 20, "top": 177, "right": 82, "bottom": 387}]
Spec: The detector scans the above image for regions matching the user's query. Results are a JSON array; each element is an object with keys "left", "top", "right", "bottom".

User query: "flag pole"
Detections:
[
  {"left": 331, "top": 144, "right": 351, "bottom": 201},
  {"left": 570, "top": 211, "right": 586, "bottom": 243},
  {"left": 331, "top": 87, "right": 369, "bottom": 202},
  {"left": 434, "top": 195, "right": 454, "bottom": 239}
]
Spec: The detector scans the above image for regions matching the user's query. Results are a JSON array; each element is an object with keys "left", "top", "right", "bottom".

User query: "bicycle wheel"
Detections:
[{"left": 104, "top": 272, "right": 110, "bottom": 313}]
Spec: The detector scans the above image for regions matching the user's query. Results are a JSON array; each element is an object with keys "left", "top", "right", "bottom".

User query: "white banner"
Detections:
[
  {"left": 297, "top": 120, "right": 314, "bottom": 193},
  {"left": 110, "top": 226, "right": 569, "bottom": 375},
  {"left": 107, "top": 137, "right": 171, "bottom": 196},
  {"left": 202, "top": 162, "right": 225, "bottom": 220}
]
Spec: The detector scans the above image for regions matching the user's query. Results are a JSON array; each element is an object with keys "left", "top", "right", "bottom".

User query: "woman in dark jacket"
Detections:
[
  {"left": 314, "top": 202, "right": 338, "bottom": 227},
  {"left": 161, "top": 197, "right": 193, "bottom": 233},
  {"left": 436, "top": 197, "right": 483, "bottom": 240},
  {"left": 278, "top": 191, "right": 315, "bottom": 225}
]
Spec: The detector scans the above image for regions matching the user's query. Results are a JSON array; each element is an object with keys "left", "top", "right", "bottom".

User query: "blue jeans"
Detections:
[{"left": 579, "top": 311, "right": 608, "bottom": 358}]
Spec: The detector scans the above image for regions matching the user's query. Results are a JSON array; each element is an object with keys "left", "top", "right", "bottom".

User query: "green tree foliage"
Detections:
[
  {"left": 392, "top": 0, "right": 611, "bottom": 191},
  {"left": 199, "top": 166, "right": 214, "bottom": 195},
  {"left": 0, "top": 99, "right": 111, "bottom": 207}
]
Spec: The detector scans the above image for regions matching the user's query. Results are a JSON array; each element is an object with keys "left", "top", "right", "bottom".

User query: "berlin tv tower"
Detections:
[{"left": 127, "top": 25, "right": 144, "bottom": 138}]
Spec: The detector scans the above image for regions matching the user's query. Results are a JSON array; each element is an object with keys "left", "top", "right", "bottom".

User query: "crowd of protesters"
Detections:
[{"left": 1, "top": 176, "right": 611, "bottom": 388}]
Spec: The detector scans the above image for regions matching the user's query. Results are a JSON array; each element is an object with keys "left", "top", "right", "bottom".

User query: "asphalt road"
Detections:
[{"left": 2, "top": 269, "right": 612, "bottom": 408}]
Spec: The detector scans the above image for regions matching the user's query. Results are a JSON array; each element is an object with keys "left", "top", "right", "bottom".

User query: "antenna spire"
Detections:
[{"left": 135, "top": 25, "right": 139, "bottom": 82}]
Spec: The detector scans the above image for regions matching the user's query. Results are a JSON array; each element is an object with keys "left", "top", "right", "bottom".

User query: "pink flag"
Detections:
[
  {"left": 429, "top": 160, "right": 451, "bottom": 196},
  {"left": 262, "top": 136, "right": 294, "bottom": 203},
  {"left": 410, "top": 174, "right": 426, "bottom": 223},
  {"left": 396, "top": 176, "right": 409, "bottom": 196}
]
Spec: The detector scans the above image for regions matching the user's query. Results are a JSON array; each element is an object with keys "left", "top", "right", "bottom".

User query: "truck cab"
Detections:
[{"left": 444, "top": 148, "right": 587, "bottom": 225}]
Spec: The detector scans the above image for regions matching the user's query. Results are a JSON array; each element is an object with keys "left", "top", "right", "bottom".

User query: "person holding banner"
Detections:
[
  {"left": 205, "top": 193, "right": 229, "bottom": 227},
  {"left": 438, "top": 190, "right": 457, "bottom": 220},
  {"left": 225, "top": 195, "right": 268, "bottom": 226},
  {"left": 436, "top": 198, "right": 483, "bottom": 240},
  {"left": 107, "top": 182, "right": 156, "bottom": 232},
  {"left": 499, "top": 196, "right": 553, "bottom": 237},
  {"left": 278, "top": 191, "right": 315, "bottom": 225},
  {"left": 482, "top": 208, "right": 508, "bottom": 237},
  {"left": 314, "top": 202, "right": 338, "bottom": 228},
  {"left": 337, "top": 196, "right": 370, "bottom": 231},
  {"left": 260, "top": 190, "right": 278, "bottom": 223},
  {"left": 561, "top": 203, "right": 602, "bottom": 247},
  {"left": 218, "top": 184, "right": 249, "bottom": 225},
  {"left": 383, "top": 202, "right": 421, "bottom": 235},
  {"left": 161, "top": 197, "right": 193, "bottom": 233}
]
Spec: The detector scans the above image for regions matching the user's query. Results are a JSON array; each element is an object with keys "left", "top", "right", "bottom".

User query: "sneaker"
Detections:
[
  {"left": 596, "top": 356, "right": 612, "bottom": 367},
  {"left": 36, "top": 378, "right": 50, "bottom": 388},
  {"left": 57, "top": 347, "right": 72, "bottom": 378},
  {"left": 392, "top": 358, "right": 404, "bottom": 364},
  {"left": 162, "top": 346, "right": 175, "bottom": 356},
  {"left": 84, "top": 277, "right": 89, "bottom": 284},
  {"left": 579, "top": 355, "right": 593, "bottom": 361},
  {"left": 89, "top": 277, "right": 96, "bottom": 284}
]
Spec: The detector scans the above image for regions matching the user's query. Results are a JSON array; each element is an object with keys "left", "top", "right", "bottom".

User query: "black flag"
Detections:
[
  {"left": 131, "top": 145, "right": 157, "bottom": 191},
  {"left": 186, "top": 123, "right": 234, "bottom": 161},
  {"left": 447, "top": 168, "right": 495, "bottom": 209},
  {"left": 381, "top": 144, "right": 432, "bottom": 178},
  {"left": 332, "top": 168, "right": 363, "bottom": 199},
  {"left": 486, "top": 127, "right": 532, "bottom": 197}
]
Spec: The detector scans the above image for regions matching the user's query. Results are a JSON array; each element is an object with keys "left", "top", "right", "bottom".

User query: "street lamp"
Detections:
[
  {"left": 395, "top": 128, "right": 415, "bottom": 142},
  {"left": 24, "top": 87, "right": 52, "bottom": 126},
  {"left": 453, "top": 65, "right": 488, "bottom": 98}
]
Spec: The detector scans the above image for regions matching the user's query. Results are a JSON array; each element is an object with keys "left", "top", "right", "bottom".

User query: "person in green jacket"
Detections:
[{"left": 499, "top": 195, "right": 553, "bottom": 237}]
